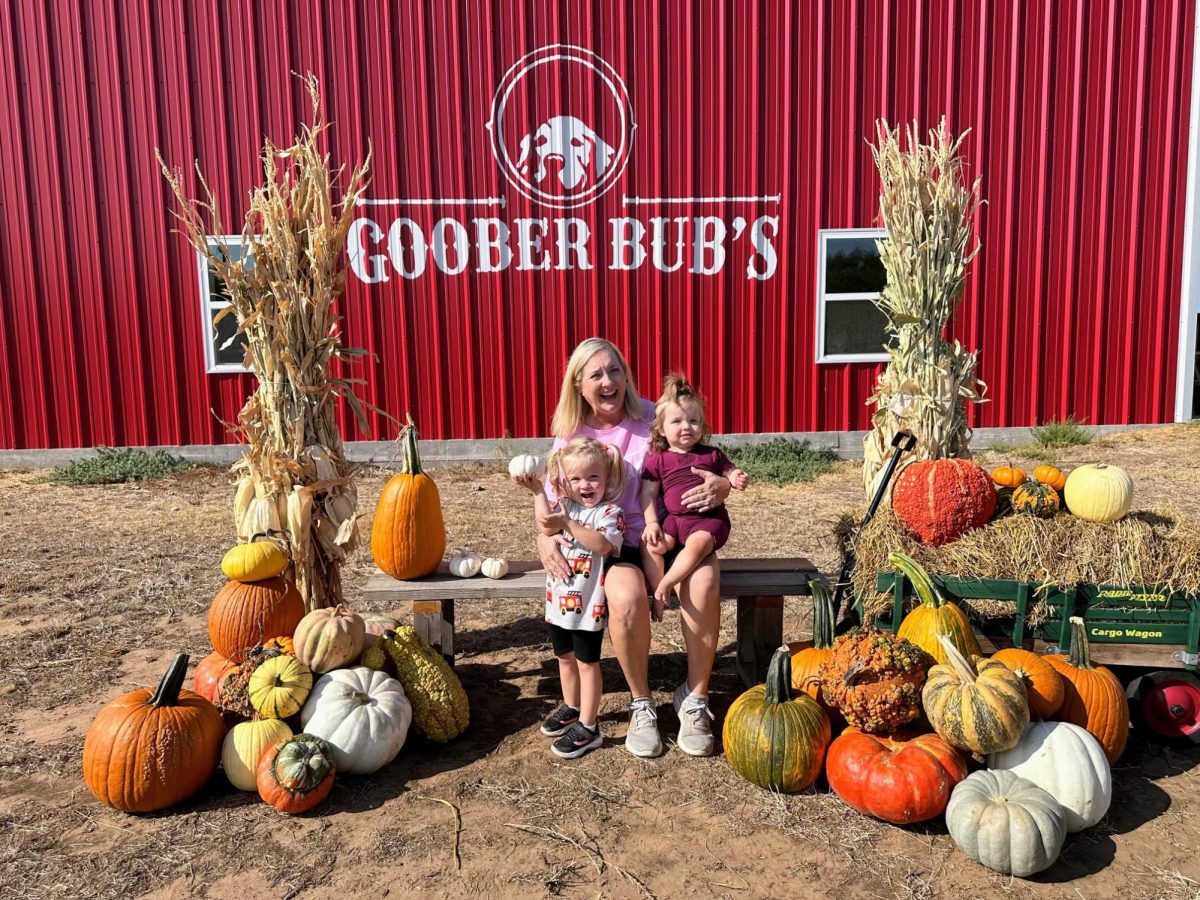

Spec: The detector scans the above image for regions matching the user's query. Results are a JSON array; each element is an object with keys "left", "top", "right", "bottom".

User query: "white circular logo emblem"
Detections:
[{"left": 487, "top": 44, "right": 636, "bottom": 209}]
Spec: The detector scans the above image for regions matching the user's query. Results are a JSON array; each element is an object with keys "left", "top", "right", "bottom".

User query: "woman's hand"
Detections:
[
  {"left": 681, "top": 470, "right": 731, "bottom": 513},
  {"left": 536, "top": 530, "right": 572, "bottom": 582},
  {"left": 511, "top": 473, "right": 543, "bottom": 494}
]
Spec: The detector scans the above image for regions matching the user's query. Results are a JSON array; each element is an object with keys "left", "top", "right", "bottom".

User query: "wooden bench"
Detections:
[{"left": 363, "top": 558, "right": 820, "bottom": 686}]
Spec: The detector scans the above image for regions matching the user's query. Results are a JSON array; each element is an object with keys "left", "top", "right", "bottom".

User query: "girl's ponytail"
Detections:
[
  {"left": 545, "top": 447, "right": 568, "bottom": 498},
  {"left": 603, "top": 443, "right": 626, "bottom": 500}
]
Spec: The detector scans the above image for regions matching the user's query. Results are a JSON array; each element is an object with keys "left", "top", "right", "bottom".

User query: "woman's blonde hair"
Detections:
[
  {"left": 650, "top": 373, "right": 711, "bottom": 452},
  {"left": 546, "top": 437, "right": 626, "bottom": 502},
  {"left": 550, "top": 338, "right": 644, "bottom": 439}
]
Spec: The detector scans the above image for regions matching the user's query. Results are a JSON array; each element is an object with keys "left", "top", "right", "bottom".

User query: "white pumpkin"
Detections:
[
  {"left": 481, "top": 557, "right": 509, "bottom": 579},
  {"left": 300, "top": 667, "right": 412, "bottom": 774},
  {"left": 946, "top": 769, "right": 1066, "bottom": 877},
  {"left": 1063, "top": 463, "right": 1133, "bottom": 523},
  {"left": 508, "top": 453, "right": 545, "bottom": 479},
  {"left": 988, "top": 721, "right": 1111, "bottom": 832},
  {"left": 448, "top": 550, "right": 483, "bottom": 578},
  {"left": 221, "top": 718, "right": 293, "bottom": 791}
]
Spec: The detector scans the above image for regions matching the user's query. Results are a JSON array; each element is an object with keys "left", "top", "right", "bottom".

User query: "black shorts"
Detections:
[
  {"left": 548, "top": 623, "right": 604, "bottom": 663},
  {"left": 612, "top": 544, "right": 643, "bottom": 567}
]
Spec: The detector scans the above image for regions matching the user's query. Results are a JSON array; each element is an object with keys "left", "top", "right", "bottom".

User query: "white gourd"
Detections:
[
  {"left": 448, "top": 550, "right": 483, "bottom": 578},
  {"left": 946, "top": 769, "right": 1066, "bottom": 877},
  {"left": 987, "top": 721, "right": 1111, "bottom": 832},
  {"left": 508, "top": 454, "right": 545, "bottom": 479},
  {"left": 300, "top": 667, "right": 412, "bottom": 774},
  {"left": 481, "top": 557, "right": 509, "bottom": 579}
]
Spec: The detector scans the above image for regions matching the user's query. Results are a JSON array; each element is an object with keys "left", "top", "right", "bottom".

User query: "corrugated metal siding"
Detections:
[{"left": 0, "top": 0, "right": 1194, "bottom": 449}]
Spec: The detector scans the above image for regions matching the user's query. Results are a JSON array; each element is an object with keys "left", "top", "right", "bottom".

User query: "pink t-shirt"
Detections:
[{"left": 547, "top": 398, "right": 654, "bottom": 542}]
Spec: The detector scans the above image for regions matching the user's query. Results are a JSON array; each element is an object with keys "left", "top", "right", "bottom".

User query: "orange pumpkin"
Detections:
[
  {"left": 1046, "top": 617, "right": 1129, "bottom": 763},
  {"left": 991, "top": 647, "right": 1065, "bottom": 719},
  {"left": 371, "top": 415, "right": 446, "bottom": 580},
  {"left": 193, "top": 651, "right": 238, "bottom": 703},
  {"left": 1032, "top": 465, "right": 1067, "bottom": 492},
  {"left": 207, "top": 576, "right": 306, "bottom": 663},
  {"left": 262, "top": 636, "right": 295, "bottom": 655},
  {"left": 82, "top": 654, "right": 225, "bottom": 813},
  {"left": 990, "top": 465, "right": 1028, "bottom": 489},
  {"left": 257, "top": 733, "right": 336, "bottom": 814},
  {"left": 788, "top": 580, "right": 844, "bottom": 730}
]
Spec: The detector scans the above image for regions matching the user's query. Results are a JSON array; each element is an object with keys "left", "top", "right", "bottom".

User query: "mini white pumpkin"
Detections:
[
  {"left": 508, "top": 453, "right": 545, "bottom": 479},
  {"left": 481, "top": 557, "right": 509, "bottom": 579},
  {"left": 988, "top": 720, "right": 1111, "bottom": 832},
  {"left": 300, "top": 666, "right": 412, "bottom": 775},
  {"left": 448, "top": 550, "right": 483, "bottom": 578},
  {"left": 946, "top": 769, "right": 1066, "bottom": 877}
]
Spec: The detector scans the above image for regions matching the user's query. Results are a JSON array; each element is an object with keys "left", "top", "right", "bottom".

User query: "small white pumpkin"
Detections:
[
  {"left": 988, "top": 720, "right": 1111, "bottom": 832},
  {"left": 508, "top": 453, "right": 545, "bottom": 479},
  {"left": 481, "top": 557, "right": 509, "bottom": 579},
  {"left": 221, "top": 718, "right": 293, "bottom": 791},
  {"left": 300, "top": 666, "right": 412, "bottom": 774},
  {"left": 1063, "top": 463, "right": 1133, "bottom": 523},
  {"left": 946, "top": 769, "right": 1066, "bottom": 877},
  {"left": 448, "top": 550, "right": 483, "bottom": 578}
]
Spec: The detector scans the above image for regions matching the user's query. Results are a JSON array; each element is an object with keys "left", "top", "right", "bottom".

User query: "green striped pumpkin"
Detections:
[
  {"left": 891, "top": 552, "right": 982, "bottom": 665},
  {"left": 923, "top": 635, "right": 1029, "bottom": 755},
  {"left": 723, "top": 646, "right": 831, "bottom": 793},
  {"left": 1012, "top": 481, "right": 1060, "bottom": 518}
]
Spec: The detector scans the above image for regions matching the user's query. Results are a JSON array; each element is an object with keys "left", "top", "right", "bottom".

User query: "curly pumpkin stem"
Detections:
[
  {"left": 1066, "top": 616, "right": 1094, "bottom": 669},
  {"left": 935, "top": 633, "right": 977, "bottom": 683},
  {"left": 889, "top": 551, "right": 945, "bottom": 609},
  {"left": 807, "top": 579, "right": 835, "bottom": 650},
  {"left": 149, "top": 653, "right": 190, "bottom": 707}
]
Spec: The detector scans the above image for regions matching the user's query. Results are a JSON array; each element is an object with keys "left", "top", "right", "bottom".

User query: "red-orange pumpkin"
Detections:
[
  {"left": 82, "top": 654, "right": 225, "bottom": 813},
  {"left": 257, "top": 733, "right": 336, "bottom": 814},
  {"left": 193, "top": 651, "right": 238, "bottom": 704},
  {"left": 1047, "top": 617, "right": 1129, "bottom": 763},
  {"left": 892, "top": 458, "right": 997, "bottom": 546},
  {"left": 371, "top": 416, "right": 446, "bottom": 580},
  {"left": 207, "top": 576, "right": 305, "bottom": 663},
  {"left": 825, "top": 728, "right": 968, "bottom": 824}
]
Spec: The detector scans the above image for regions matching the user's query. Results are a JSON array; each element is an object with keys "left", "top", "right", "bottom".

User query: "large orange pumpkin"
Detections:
[
  {"left": 991, "top": 647, "right": 1065, "bottom": 719},
  {"left": 82, "top": 654, "right": 225, "bottom": 813},
  {"left": 1047, "top": 617, "right": 1129, "bottom": 763},
  {"left": 371, "top": 416, "right": 446, "bottom": 580},
  {"left": 207, "top": 576, "right": 306, "bottom": 663}
]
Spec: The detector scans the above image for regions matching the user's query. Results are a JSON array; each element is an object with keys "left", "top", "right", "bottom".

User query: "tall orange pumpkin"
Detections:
[
  {"left": 1046, "top": 617, "right": 1129, "bottom": 763},
  {"left": 788, "top": 580, "right": 843, "bottom": 730},
  {"left": 372, "top": 416, "right": 446, "bottom": 579},
  {"left": 82, "top": 654, "right": 225, "bottom": 813},
  {"left": 207, "top": 576, "right": 306, "bottom": 663}
]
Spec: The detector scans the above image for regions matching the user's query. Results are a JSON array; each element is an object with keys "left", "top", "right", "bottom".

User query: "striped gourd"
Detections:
[
  {"left": 722, "top": 646, "right": 831, "bottom": 793},
  {"left": 1012, "top": 481, "right": 1061, "bottom": 518},
  {"left": 923, "top": 634, "right": 1029, "bottom": 755},
  {"left": 891, "top": 552, "right": 982, "bottom": 665}
]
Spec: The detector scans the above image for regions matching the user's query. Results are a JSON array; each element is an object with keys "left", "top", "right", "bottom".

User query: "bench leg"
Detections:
[
  {"left": 412, "top": 598, "right": 455, "bottom": 666},
  {"left": 736, "top": 595, "right": 783, "bottom": 687}
]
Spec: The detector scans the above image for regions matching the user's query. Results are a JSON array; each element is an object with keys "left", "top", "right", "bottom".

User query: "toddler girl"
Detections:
[
  {"left": 640, "top": 374, "right": 749, "bottom": 615},
  {"left": 524, "top": 437, "right": 625, "bottom": 759}
]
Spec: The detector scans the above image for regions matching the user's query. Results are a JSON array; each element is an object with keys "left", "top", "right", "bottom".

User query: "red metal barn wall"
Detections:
[{"left": 0, "top": 0, "right": 1193, "bottom": 449}]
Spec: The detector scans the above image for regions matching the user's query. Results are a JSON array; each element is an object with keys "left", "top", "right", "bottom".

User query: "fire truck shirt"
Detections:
[{"left": 544, "top": 499, "right": 625, "bottom": 633}]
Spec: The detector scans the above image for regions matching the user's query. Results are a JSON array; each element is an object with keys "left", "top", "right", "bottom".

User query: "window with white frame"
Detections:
[
  {"left": 198, "top": 235, "right": 251, "bottom": 374},
  {"left": 816, "top": 228, "right": 891, "bottom": 362}
]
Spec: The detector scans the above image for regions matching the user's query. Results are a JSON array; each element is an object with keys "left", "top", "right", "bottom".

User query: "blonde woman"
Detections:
[{"left": 513, "top": 338, "right": 731, "bottom": 757}]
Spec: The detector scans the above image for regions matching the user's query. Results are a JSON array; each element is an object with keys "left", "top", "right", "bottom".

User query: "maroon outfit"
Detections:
[{"left": 642, "top": 444, "right": 733, "bottom": 549}]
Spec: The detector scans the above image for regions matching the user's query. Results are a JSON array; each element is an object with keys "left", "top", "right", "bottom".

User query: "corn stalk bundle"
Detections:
[
  {"left": 862, "top": 118, "right": 986, "bottom": 498},
  {"left": 160, "top": 75, "right": 372, "bottom": 610}
]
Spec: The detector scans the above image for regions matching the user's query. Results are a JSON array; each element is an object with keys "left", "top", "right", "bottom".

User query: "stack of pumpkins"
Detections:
[
  {"left": 82, "top": 535, "right": 470, "bottom": 816},
  {"left": 724, "top": 554, "right": 1128, "bottom": 878}
]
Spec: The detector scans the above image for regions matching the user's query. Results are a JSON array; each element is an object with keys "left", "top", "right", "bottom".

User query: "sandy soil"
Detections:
[{"left": 2, "top": 424, "right": 1200, "bottom": 899}]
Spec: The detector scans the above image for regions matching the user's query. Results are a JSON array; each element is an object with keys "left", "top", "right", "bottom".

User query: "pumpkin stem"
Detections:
[
  {"left": 400, "top": 414, "right": 425, "bottom": 476},
  {"left": 889, "top": 552, "right": 944, "bottom": 610},
  {"left": 764, "top": 646, "right": 793, "bottom": 703},
  {"left": 149, "top": 653, "right": 190, "bottom": 707},
  {"left": 1066, "top": 616, "right": 1094, "bottom": 669},
  {"left": 808, "top": 579, "right": 835, "bottom": 650},
  {"left": 936, "top": 633, "right": 977, "bottom": 683}
]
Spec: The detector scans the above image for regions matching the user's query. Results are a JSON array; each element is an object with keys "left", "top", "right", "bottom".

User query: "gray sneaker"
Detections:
[
  {"left": 625, "top": 697, "right": 663, "bottom": 758},
  {"left": 676, "top": 691, "right": 716, "bottom": 757},
  {"left": 672, "top": 681, "right": 690, "bottom": 714}
]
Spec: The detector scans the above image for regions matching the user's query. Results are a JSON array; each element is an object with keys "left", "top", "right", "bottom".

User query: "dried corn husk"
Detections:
[{"left": 161, "top": 75, "right": 372, "bottom": 610}]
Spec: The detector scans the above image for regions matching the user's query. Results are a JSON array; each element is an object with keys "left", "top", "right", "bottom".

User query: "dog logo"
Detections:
[{"left": 488, "top": 45, "right": 635, "bottom": 208}]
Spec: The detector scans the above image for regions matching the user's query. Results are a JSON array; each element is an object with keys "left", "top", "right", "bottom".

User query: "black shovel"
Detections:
[{"left": 833, "top": 430, "right": 917, "bottom": 630}]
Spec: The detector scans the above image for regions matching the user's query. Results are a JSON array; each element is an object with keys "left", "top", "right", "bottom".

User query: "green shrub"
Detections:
[
  {"left": 49, "top": 446, "right": 191, "bottom": 485},
  {"left": 722, "top": 439, "right": 839, "bottom": 486},
  {"left": 1030, "top": 417, "right": 1093, "bottom": 448}
]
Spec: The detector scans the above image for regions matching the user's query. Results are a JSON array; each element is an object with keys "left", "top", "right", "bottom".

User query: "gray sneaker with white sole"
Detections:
[
  {"left": 625, "top": 697, "right": 663, "bottom": 758},
  {"left": 673, "top": 683, "right": 716, "bottom": 757}
]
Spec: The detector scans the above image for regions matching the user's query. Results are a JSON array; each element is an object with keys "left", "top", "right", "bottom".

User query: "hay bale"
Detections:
[{"left": 847, "top": 506, "right": 1200, "bottom": 623}]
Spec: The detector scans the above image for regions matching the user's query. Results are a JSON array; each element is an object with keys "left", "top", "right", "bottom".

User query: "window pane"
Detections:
[
  {"left": 825, "top": 300, "right": 889, "bottom": 356},
  {"left": 206, "top": 242, "right": 250, "bottom": 304},
  {"left": 825, "top": 237, "right": 886, "bottom": 293},
  {"left": 212, "top": 307, "right": 249, "bottom": 367}
]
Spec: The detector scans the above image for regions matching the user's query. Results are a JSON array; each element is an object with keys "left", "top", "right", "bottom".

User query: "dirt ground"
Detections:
[{"left": 3, "top": 424, "right": 1200, "bottom": 899}]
